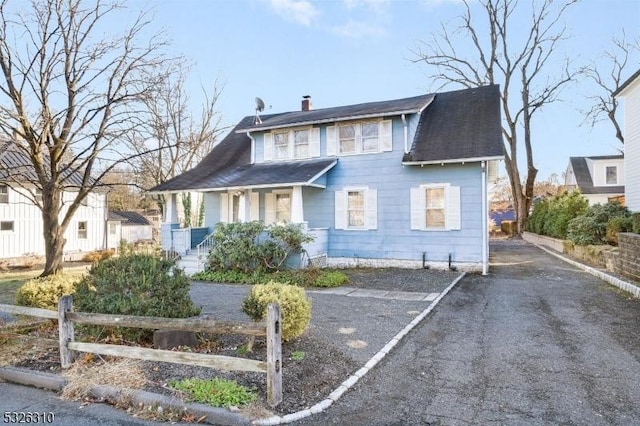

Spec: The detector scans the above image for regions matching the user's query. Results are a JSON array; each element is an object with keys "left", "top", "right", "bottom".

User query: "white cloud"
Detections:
[
  {"left": 268, "top": 0, "right": 319, "bottom": 26},
  {"left": 420, "top": 0, "right": 464, "bottom": 9},
  {"left": 330, "top": 19, "right": 387, "bottom": 39}
]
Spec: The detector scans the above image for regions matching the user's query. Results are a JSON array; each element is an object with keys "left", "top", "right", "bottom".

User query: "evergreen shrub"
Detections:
[
  {"left": 242, "top": 281, "right": 311, "bottom": 341},
  {"left": 15, "top": 274, "right": 79, "bottom": 310},
  {"left": 73, "top": 254, "right": 200, "bottom": 342}
]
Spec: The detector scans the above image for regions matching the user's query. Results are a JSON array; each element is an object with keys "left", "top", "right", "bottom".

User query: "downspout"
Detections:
[
  {"left": 247, "top": 132, "right": 256, "bottom": 164},
  {"left": 401, "top": 114, "right": 408, "bottom": 153},
  {"left": 481, "top": 161, "right": 488, "bottom": 275}
]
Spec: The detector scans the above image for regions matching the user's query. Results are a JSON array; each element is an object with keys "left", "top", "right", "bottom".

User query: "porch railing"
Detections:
[{"left": 196, "top": 230, "right": 216, "bottom": 271}]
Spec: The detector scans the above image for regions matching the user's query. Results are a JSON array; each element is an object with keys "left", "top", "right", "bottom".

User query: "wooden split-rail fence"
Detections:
[{"left": 0, "top": 297, "right": 283, "bottom": 407}]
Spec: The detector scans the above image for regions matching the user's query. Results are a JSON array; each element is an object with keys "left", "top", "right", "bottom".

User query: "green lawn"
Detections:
[{"left": 0, "top": 267, "right": 88, "bottom": 306}]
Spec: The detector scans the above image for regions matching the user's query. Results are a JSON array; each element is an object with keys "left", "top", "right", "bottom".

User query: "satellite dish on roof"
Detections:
[
  {"left": 255, "top": 97, "right": 265, "bottom": 113},
  {"left": 254, "top": 97, "right": 265, "bottom": 124}
]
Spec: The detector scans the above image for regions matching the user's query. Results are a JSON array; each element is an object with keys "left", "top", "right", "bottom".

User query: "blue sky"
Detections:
[{"left": 140, "top": 0, "right": 639, "bottom": 181}]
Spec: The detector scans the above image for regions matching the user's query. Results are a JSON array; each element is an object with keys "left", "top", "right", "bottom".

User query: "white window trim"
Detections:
[
  {"left": 328, "top": 119, "right": 392, "bottom": 157},
  {"left": 335, "top": 186, "right": 377, "bottom": 231},
  {"left": 604, "top": 165, "right": 618, "bottom": 186},
  {"left": 410, "top": 183, "right": 461, "bottom": 232},
  {"left": 264, "top": 126, "right": 319, "bottom": 162},
  {"left": 266, "top": 189, "right": 293, "bottom": 224}
]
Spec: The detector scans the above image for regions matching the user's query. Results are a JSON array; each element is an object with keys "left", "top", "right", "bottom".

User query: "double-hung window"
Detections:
[
  {"left": 425, "top": 187, "right": 446, "bottom": 229},
  {"left": 410, "top": 184, "right": 461, "bottom": 231},
  {"left": 605, "top": 166, "right": 618, "bottom": 185},
  {"left": 276, "top": 193, "right": 291, "bottom": 222},
  {"left": 78, "top": 221, "right": 87, "bottom": 239},
  {"left": 347, "top": 191, "right": 365, "bottom": 227},
  {"left": 338, "top": 125, "right": 357, "bottom": 154},
  {"left": 274, "top": 132, "right": 289, "bottom": 160},
  {"left": 328, "top": 120, "right": 391, "bottom": 156},
  {"left": 361, "top": 122, "right": 379, "bottom": 152},
  {"left": 0, "top": 185, "right": 8, "bottom": 204},
  {"left": 264, "top": 127, "right": 319, "bottom": 161},
  {"left": 294, "top": 129, "right": 309, "bottom": 158},
  {"left": 335, "top": 187, "right": 377, "bottom": 230}
]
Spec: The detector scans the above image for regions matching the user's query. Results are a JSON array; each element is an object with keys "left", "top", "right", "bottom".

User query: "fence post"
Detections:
[
  {"left": 266, "top": 303, "right": 282, "bottom": 407},
  {"left": 58, "top": 295, "right": 75, "bottom": 369}
]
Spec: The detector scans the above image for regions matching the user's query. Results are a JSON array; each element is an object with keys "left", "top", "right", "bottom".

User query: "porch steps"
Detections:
[{"left": 176, "top": 250, "right": 205, "bottom": 276}]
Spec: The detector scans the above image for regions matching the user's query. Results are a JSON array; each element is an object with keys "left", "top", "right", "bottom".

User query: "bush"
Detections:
[
  {"left": 526, "top": 191, "right": 588, "bottom": 239},
  {"left": 15, "top": 274, "right": 79, "bottom": 310},
  {"left": 313, "top": 270, "right": 349, "bottom": 287},
  {"left": 206, "top": 222, "right": 314, "bottom": 273},
  {"left": 605, "top": 216, "right": 634, "bottom": 245},
  {"left": 567, "top": 216, "right": 602, "bottom": 246},
  {"left": 73, "top": 254, "right": 201, "bottom": 342},
  {"left": 82, "top": 249, "right": 115, "bottom": 263},
  {"left": 633, "top": 213, "right": 640, "bottom": 234},
  {"left": 242, "top": 282, "right": 311, "bottom": 342},
  {"left": 567, "top": 201, "right": 631, "bottom": 246}
]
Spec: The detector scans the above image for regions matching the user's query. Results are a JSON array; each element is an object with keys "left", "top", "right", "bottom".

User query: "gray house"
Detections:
[
  {"left": 149, "top": 85, "right": 503, "bottom": 274},
  {"left": 564, "top": 155, "right": 625, "bottom": 205}
]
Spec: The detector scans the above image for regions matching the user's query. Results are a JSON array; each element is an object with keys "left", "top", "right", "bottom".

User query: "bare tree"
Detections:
[
  {"left": 582, "top": 32, "right": 639, "bottom": 146},
  {"left": 125, "top": 63, "right": 226, "bottom": 224},
  {"left": 0, "top": 0, "right": 172, "bottom": 275},
  {"left": 413, "top": 0, "right": 578, "bottom": 235}
]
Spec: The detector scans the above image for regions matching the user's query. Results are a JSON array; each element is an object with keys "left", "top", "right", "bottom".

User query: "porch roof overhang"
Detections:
[{"left": 148, "top": 158, "right": 337, "bottom": 194}]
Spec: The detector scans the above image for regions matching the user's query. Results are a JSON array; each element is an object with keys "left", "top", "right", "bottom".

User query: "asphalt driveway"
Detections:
[{"left": 298, "top": 239, "right": 640, "bottom": 425}]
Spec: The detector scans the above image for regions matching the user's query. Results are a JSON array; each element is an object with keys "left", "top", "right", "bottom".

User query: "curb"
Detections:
[
  {"left": 252, "top": 271, "right": 467, "bottom": 425},
  {"left": 0, "top": 367, "right": 250, "bottom": 426},
  {"left": 529, "top": 242, "right": 640, "bottom": 298}
]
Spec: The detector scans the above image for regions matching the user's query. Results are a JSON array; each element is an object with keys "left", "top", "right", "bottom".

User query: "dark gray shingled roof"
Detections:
[
  {"left": 149, "top": 85, "right": 502, "bottom": 193},
  {"left": 0, "top": 141, "right": 95, "bottom": 188},
  {"left": 235, "top": 94, "right": 435, "bottom": 132},
  {"left": 108, "top": 211, "right": 152, "bottom": 226},
  {"left": 569, "top": 156, "right": 625, "bottom": 195},
  {"left": 403, "top": 84, "right": 503, "bottom": 163},
  {"left": 149, "top": 116, "right": 337, "bottom": 192}
]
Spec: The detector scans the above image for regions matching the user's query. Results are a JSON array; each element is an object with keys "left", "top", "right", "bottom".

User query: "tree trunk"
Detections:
[{"left": 40, "top": 188, "right": 66, "bottom": 277}]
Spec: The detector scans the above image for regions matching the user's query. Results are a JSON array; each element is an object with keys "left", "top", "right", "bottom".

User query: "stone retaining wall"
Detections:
[{"left": 616, "top": 233, "right": 640, "bottom": 283}]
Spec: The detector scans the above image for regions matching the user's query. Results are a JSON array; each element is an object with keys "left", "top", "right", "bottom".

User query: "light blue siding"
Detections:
[{"left": 203, "top": 114, "right": 488, "bottom": 268}]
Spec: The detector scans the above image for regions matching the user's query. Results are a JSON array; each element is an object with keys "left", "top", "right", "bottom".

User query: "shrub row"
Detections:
[
  {"left": 527, "top": 191, "right": 634, "bottom": 246},
  {"left": 192, "top": 268, "right": 349, "bottom": 288}
]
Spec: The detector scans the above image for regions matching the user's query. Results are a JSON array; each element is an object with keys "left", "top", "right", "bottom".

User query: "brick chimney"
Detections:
[{"left": 301, "top": 95, "right": 312, "bottom": 111}]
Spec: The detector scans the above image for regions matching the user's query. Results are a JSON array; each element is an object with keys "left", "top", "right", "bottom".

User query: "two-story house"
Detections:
[
  {"left": 564, "top": 155, "right": 625, "bottom": 205},
  {"left": 149, "top": 85, "right": 503, "bottom": 274},
  {"left": 614, "top": 69, "right": 640, "bottom": 212},
  {"left": 0, "top": 141, "right": 109, "bottom": 263}
]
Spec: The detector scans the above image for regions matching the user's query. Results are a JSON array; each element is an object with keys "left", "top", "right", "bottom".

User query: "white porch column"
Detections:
[
  {"left": 164, "top": 193, "right": 178, "bottom": 223},
  {"left": 291, "top": 185, "right": 304, "bottom": 224},
  {"left": 242, "top": 189, "right": 251, "bottom": 222}
]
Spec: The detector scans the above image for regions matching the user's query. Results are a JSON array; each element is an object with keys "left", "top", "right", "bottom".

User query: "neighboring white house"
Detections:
[
  {"left": 614, "top": 68, "right": 640, "bottom": 212},
  {"left": 564, "top": 155, "right": 625, "bottom": 205},
  {"left": 107, "top": 211, "right": 153, "bottom": 249},
  {"left": 0, "top": 142, "right": 108, "bottom": 262}
]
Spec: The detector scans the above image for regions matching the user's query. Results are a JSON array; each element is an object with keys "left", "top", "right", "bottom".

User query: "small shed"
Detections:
[{"left": 107, "top": 211, "right": 153, "bottom": 248}]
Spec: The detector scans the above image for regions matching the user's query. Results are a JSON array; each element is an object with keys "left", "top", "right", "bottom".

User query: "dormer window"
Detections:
[
  {"left": 263, "top": 127, "right": 320, "bottom": 161},
  {"left": 328, "top": 119, "right": 392, "bottom": 156},
  {"left": 605, "top": 166, "right": 617, "bottom": 185},
  {"left": 274, "top": 131, "right": 289, "bottom": 159},
  {"left": 294, "top": 129, "right": 309, "bottom": 158}
]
